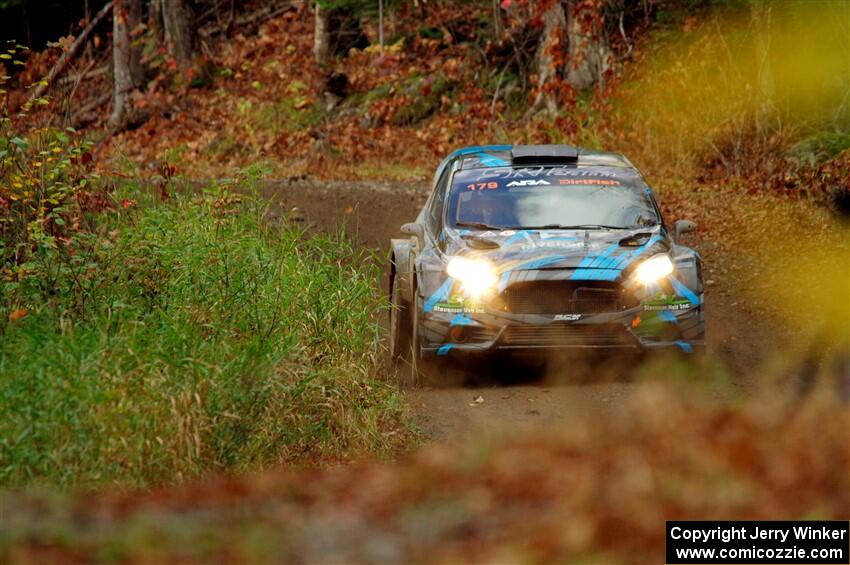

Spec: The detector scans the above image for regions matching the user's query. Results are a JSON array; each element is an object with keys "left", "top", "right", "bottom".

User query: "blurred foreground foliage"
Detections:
[{"left": 0, "top": 368, "right": 846, "bottom": 563}]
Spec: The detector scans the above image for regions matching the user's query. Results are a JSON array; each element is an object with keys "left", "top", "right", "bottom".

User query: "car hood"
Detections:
[{"left": 442, "top": 226, "right": 669, "bottom": 273}]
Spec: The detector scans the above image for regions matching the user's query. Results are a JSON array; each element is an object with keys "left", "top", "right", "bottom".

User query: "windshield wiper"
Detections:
[{"left": 456, "top": 221, "right": 503, "bottom": 231}]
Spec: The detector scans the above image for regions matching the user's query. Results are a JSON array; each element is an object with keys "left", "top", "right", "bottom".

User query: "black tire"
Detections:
[{"left": 389, "top": 272, "right": 411, "bottom": 363}]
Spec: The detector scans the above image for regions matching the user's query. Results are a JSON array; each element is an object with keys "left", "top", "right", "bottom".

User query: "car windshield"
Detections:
[{"left": 447, "top": 166, "right": 659, "bottom": 230}]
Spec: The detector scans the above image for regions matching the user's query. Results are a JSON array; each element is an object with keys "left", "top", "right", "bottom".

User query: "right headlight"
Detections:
[
  {"left": 446, "top": 256, "right": 497, "bottom": 300},
  {"left": 633, "top": 254, "right": 674, "bottom": 285}
]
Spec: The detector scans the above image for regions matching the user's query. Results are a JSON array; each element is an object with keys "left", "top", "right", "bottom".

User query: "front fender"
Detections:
[
  {"left": 390, "top": 238, "right": 417, "bottom": 303},
  {"left": 671, "top": 245, "right": 703, "bottom": 294}
]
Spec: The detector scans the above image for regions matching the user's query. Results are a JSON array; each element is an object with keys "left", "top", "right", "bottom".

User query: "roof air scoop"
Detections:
[{"left": 511, "top": 144, "right": 579, "bottom": 165}]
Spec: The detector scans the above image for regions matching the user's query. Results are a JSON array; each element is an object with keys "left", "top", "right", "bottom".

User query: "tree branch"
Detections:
[{"left": 27, "top": 1, "right": 114, "bottom": 104}]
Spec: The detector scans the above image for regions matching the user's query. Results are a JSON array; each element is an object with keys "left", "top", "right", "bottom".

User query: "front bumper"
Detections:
[{"left": 419, "top": 303, "right": 705, "bottom": 356}]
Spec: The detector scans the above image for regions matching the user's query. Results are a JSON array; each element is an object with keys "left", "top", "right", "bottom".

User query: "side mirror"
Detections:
[
  {"left": 400, "top": 222, "right": 425, "bottom": 246},
  {"left": 674, "top": 219, "right": 696, "bottom": 242}
]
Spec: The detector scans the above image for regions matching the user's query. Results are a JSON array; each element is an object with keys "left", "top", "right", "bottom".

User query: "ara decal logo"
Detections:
[
  {"left": 553, "top": 314, "right": 582, "bottom": 321},
  {"left": 506, "top": 180, "right": 550, "bottom": 187}
]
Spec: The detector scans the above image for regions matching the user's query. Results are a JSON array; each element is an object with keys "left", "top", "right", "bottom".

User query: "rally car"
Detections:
[{"left": 388, "top": 145, "right": 705, "bottom": 383}]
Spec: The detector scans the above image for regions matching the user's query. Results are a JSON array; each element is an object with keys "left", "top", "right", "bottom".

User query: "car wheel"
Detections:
[
  {"left": 407, "top": 297, "right": 422, "bottom": 388},
  {"left": 389, "top": 273, "right": 410, "bottom": 363}
]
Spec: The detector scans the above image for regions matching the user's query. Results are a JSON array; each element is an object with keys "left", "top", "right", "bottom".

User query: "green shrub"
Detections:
[
  {"left": 391, "top": 74, "right": 454, "bottom": 126},
  {"left": 786, "top": 131, "right": 850, "bottom": 167},
  {"left": 0, "top": 124, "right": 102, "bottom": 319},
  {"left": 0, "top": 176, "right": 410, "bottom": 488},
  {"left": 252, "top": 94, "right": 325, "bottom": 135}
]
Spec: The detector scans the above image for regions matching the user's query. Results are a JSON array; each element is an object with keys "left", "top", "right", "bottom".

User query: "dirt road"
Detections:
[{"left": 262, "top": 179, "right": 780, "bottom": 442}]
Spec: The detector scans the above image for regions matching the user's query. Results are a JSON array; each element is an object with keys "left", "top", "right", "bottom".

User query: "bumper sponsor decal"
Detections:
[{"left": 643, "top": 292, "right": 692, "bottom": 311}]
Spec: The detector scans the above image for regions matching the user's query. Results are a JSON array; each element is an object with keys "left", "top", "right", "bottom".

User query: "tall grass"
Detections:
[{"left": 0, "top": 177, "right": 410, "bottom": 489}]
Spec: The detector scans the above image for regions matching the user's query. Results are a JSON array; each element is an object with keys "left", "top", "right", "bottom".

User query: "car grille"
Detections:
[
  {"left": 501, "top": 324, "right": 631, "bottom": 347},
  {"left": 465, "top": 326, "right": 499, "bottom": 343},
  {"left": 501, "top": 281, "right": 621, "bottom": 314}
]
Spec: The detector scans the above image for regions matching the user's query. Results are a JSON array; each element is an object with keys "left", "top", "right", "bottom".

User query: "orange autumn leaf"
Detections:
[{"left": 9, "top": 308, "right": 29, "bottom": 322}]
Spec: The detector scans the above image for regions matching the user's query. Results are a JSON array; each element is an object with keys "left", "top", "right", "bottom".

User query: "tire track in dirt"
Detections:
[{"left": 262, "top": 179, "right": 781, "bottom": 442}]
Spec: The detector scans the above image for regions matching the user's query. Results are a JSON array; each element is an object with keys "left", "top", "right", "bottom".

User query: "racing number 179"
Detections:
[{"left": 467, "top": 182, "right": 498, "bottom": 191}]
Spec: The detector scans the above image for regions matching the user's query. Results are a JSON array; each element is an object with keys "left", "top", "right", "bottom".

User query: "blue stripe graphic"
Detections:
[
  {"left": 423, "top": 278, "right": 454, "bottom": 312},
  {"left": 595, "top": 235, "right": 664, "bottom": 281},
  {"left": 572, "top": 247, "right": 600, "bottom": 271},
  {"left": 608, "top": 235, "right": 663, "bottom": 272},
  {"left": 448, "top": 145, "right": 512, "bottom": 159},
  {"left": 572, "top": 243, "right": 621, "bottom": 280},
  {"left": 477, "top": 153, "right": 508, "bottom": 167},
  {"left": 450, "top": 314, "right": 474, "bottom": 326},
  {"left": 499, "top": 255, "right": 566, "bottom": 291},
  {"left": 588, "top": 243, "right": 623, "bottom": 268},
  {"left": 594, "top": 248, "right": 628, "bottom": 270},
  {"left": 498, "top": 271, "right": 511, "bottom": 293},
  {"left": 658, "top": 310, "right": 677, "bottom": 322},
  {"left": 515, "top": 255, "right": 566, "bottom": 270},
  {"left": 667, "top": 276, "right": 699, "bottom": 306}
]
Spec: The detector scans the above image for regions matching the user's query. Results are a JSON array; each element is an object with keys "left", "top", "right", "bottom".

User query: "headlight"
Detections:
[
  {"left": 633, "top": 254, "right": 674, "bottom": 284},
  {"left": 446, "top": 257, "right": 497, "bottom": 299}
]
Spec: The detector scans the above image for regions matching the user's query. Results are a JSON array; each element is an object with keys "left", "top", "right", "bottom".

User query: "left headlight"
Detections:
[
  {"left": 446, "top": 256, "right": 498, "bottom": 299},
  {"left": 633, "top": 254, "right": 674, "bottom": 285}
]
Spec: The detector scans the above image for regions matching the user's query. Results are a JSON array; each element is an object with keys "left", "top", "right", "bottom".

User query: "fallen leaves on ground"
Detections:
[{"left": 2, "top": 384, "right": 846, "bottom": 564}]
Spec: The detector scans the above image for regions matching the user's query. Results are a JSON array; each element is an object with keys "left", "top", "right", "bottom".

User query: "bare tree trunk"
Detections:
[
  {"left": 530, "top": 0, "right": 567, "bottom": 115},
  {"left": 163, "top": 0, "right": 195, "bottom": 68},
  {"left": 148, "top": 0, "right": 164, "bottom": 46},
  {"left": 379, "top": 0, "right": 384, "bottom": 54},
  {"left": 565, "top": 0, "right": 611, "bottom": 91},
  {"left": 750, "top": 0, "right": 775, "bottom": 139},
  {"left": 127, "top": 0, "right": 143, "bottom": 86},
  {"left": 314, "top": 1, "right": 331, "bottom": 66},
  {"left": 108, "top": 0, "right": 142, "bottom": 131}
]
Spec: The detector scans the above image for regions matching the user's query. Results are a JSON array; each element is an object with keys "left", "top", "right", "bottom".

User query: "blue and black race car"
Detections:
[{"left": 389, "top": 145, "right": 705, "bottom": 382}]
